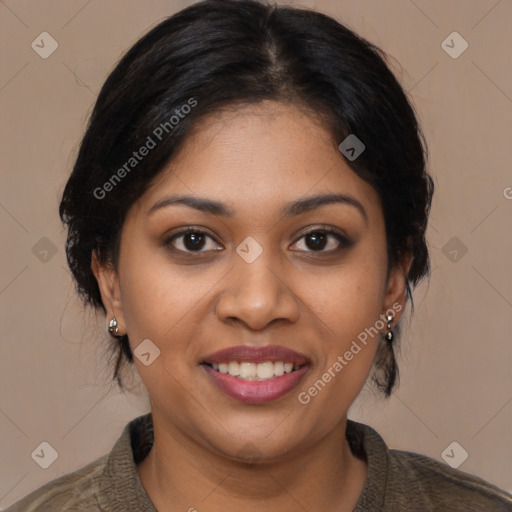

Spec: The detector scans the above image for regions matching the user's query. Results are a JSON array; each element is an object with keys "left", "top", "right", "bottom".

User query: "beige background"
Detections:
[{"left": 1, "top": 0, "right": 511, "bottom": 508}]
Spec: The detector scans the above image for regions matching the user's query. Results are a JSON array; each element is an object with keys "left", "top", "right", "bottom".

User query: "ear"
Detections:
[
  {"left": 382, "top": 250, "right": 414, "bottom": 324},
  {"left": 91, "top": 250, "right": 126, "bottom": 335}
]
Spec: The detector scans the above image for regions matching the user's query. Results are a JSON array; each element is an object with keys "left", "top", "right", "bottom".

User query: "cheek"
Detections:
[
  {"left": 296, "top": 266, "right": 386, "bottom": 422},
  {"left": 297, "top": 241, "right": 388, "bottom": 395},
  {"left": 118, "top": 246, "right": 219, "bottom": 353},
  {"left": 305, "top": 251, "right": 388, "bottom": 339},
  {"left": 116, "top": 251, "right": 207, "bottom": 404}
]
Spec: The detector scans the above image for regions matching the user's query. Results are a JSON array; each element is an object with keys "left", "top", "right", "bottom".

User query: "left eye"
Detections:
[{"left": 291, "top": 228, "right": 351, "bottom": 252}]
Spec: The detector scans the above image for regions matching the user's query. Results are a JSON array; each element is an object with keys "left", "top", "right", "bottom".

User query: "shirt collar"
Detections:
[
  {"left": 98, "top": 413, "right": 157, "bottom": 511},
  {"left": 97, "top": 412, "right": 389, "bottom": 511}
]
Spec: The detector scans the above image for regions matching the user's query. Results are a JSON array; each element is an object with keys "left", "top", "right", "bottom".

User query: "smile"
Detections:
[
  {"left": 200, "top": 344, "right": 311, "bottom": 404},
  {"left": 205, "top": 360, "right": 303, "bottom": 381}
]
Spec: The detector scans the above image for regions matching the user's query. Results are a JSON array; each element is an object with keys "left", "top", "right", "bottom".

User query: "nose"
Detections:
[{"left": 215, "top": 246, "right": 300, "bottom": 331}]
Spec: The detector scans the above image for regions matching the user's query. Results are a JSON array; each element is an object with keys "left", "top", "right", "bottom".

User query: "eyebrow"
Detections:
[{"left": 147, "top": 193, "right": 368, "bottom": 224}]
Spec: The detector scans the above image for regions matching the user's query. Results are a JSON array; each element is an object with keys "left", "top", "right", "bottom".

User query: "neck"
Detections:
[{"left": 136, "top": 414, "right": 367, "bottom": 512}]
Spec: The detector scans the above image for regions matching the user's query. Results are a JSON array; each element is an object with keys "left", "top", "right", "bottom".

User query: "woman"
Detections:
[{"left": 6, "top": 0, "right": 511, "bottom": 510}]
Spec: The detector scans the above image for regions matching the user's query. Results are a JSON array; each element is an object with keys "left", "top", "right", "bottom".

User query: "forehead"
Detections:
[{"left": 134, "top": 101, "right": 381, "bottom": 220}]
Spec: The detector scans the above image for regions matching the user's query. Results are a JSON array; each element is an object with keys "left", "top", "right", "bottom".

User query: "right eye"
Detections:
[
  {"left": 164, "top": 229, "right": 223, "bottom": 253},
  {"left": 164, "top": 229, "right": 219, "bottom": 253}
]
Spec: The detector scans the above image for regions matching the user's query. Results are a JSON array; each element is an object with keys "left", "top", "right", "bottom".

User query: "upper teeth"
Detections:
[{"left": 211, "top": 361, "right": 297, "bottom": 380}]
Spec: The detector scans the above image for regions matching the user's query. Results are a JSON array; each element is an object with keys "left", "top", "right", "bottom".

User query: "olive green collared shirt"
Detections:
[{"left": 5, "top": 412, "right": 512, "bottom": 511}]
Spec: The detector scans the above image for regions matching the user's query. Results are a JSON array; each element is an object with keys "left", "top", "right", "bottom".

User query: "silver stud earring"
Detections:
[
  {"left": 108, "top": 317, "right": 120, "bottom": 337},
  {"left": 384, "top": 312, "right": 394, "bottom": 342}
]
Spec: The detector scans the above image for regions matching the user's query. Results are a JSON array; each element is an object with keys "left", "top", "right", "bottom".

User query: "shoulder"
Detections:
[
  {"left": 387, "top": 448, "right": 512, "bottom": 511},
  {"left": 3, "top": 413, "right": 155, "bottom": 512},
  {"left": 3, "top": 454, "right": 109, "bottom": 512},
  {"left": 347, "top": 419, "right": 512, "bottom": 512}
]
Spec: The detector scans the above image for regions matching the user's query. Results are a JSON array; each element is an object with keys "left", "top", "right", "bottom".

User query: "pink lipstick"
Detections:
[{"left": 200, "top": 345, "right": 310, "bottom": 404}]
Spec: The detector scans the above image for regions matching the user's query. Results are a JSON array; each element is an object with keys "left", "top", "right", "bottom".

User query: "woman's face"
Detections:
[{"left": 94, "top": 101, "right": 409, "bottom": 462}]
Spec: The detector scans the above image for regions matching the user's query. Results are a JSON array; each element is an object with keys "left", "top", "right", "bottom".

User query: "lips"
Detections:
[
  {"left": 200, "top": 345, "right": 310, "bottom": 404},
  {"left": 201, "top": 344, "right": 310, "bottom": 366}
]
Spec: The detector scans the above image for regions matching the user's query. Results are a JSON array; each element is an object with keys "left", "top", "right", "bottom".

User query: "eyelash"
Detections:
[{"left": 163, "top": 225, "right": 353, "bottom": 255}]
